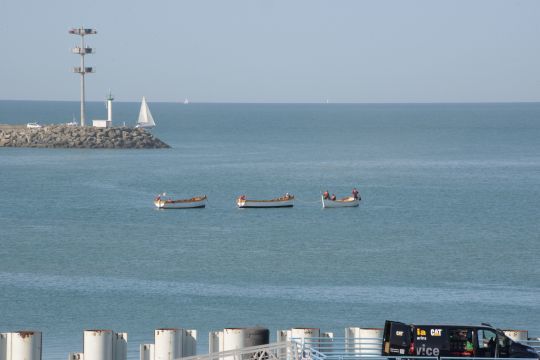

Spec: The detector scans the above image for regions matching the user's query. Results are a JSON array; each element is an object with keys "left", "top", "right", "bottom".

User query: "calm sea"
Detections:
[{"left": 0, "top": 101, "right": 539, "bottom": 359}]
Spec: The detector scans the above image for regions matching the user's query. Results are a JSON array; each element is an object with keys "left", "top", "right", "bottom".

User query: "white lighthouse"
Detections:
[
  {"left": 92, "top": 91, "right": 114, "bottom": 128},
  {"left": 106, "top": 91, "right": 114, "bottom": 123}
]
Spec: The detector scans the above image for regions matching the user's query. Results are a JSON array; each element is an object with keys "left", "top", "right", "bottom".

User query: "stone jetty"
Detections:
[{"left": 0, "top": 125, "right": 170, "bottom": 149}]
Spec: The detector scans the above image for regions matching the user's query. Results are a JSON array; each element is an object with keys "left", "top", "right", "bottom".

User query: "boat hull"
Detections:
[
  {"left": 237, "top": 199, "right": 294, "bottom": 208},
  {"left": 154, "top": 196, "right": 207, "bottom": 209},
  {"left": 322, "top": 196, "right": 359, "bottom": 208}
]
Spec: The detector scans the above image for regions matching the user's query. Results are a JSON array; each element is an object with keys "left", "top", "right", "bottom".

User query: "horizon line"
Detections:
[{"left": 1, "top": 99, "right": 540, "bottom": 105}]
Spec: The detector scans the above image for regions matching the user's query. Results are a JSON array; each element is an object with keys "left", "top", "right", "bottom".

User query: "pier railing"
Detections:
[
  {"left": 179, "top": 341, "right": 302, "bottom": 360},
  {"left": 291, "top": 336, "right": 540, "bottom": 360},
  {"left": 176, "top": 337, "right": 539, "bottom": 360},
  {"left": 526, "top": 338, "right": 540, "bottom": 354},
  {"left": 292, "top": 336, "right": 383, "bottom": 356}
]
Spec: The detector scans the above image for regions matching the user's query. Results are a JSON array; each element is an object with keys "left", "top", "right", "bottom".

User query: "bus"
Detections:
[{"left": 382, "top": 320, "right": 538, "bottom": 358}]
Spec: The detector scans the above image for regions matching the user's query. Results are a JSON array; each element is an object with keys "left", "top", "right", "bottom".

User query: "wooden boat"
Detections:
[
  {"left": 154, "top": 194, "right": 207, "bottom": 209},
  {"left": 237, "top": 194, "right": 294, "bottom": 208},
  {"left": 321, "top": 195, "right": 360, "bottom": 208}
]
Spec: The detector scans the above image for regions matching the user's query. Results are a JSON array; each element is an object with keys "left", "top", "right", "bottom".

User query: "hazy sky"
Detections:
[{"left": 1, "top": 0, "right": 539, "bottom": 103}]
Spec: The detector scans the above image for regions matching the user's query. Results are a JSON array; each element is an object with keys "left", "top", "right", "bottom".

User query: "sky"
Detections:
[{"left": 1, "top": 0, "right": 539, "bottom": 103}]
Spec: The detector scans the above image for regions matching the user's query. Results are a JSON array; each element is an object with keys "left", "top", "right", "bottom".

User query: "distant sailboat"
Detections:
[
  {"left": 135, "top": 96, "right": 156, "bottom": 129},
  {"left": 184, "top": 98, "right": 189, "bottom": 104}
]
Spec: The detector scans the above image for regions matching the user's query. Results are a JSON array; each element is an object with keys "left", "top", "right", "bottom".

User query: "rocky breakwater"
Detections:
[{"left": 0, "top": 125, "right": 170, "bottom": 149}]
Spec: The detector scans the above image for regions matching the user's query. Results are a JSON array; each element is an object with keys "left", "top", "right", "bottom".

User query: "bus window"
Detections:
[
  {"left": 476, "top": 329, "right": 497, "bottom": 357},
  {"left": 448, "top": 329, "right": 474, "bottom": 356}
]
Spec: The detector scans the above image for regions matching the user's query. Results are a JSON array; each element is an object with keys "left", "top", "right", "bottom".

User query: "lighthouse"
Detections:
[
  {"left": 92, "top": 91, "right": 114, "bottom": 128},
  {"left": 106, "top": 91, "right": 114, "bottom": 123}
]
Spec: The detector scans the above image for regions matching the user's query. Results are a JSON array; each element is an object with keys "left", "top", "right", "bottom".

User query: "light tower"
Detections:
[
  {"left": 69, "top": 27, "right": 97, "bottom": 126},
  {"left": 106, "top": 90, "right": 114, "bottom": 124}
]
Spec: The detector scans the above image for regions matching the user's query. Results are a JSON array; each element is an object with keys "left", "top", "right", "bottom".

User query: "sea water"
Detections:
[{"left": 0, "top": 101, "right": 539, "bottom": 359}]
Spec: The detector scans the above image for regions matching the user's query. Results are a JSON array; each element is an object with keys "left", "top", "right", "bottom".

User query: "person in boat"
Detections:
[
  {"left": 284, "top": 192, "right": 291, "bottom": 199},
  {"left": 239, "top": 195, "right": 246, "bottom": 201},
  {"left": 330, "top": 194, "right": 336, "bottom": 201},
  {"left": 323, "top": 191, "right": 330, "bottom": 199},
  {"left": 352, "top": 188, "right": 360, "bottom": 200}
]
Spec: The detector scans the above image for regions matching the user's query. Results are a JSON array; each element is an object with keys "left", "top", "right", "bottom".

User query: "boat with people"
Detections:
[
  {"left": 135, "top": 96, "right": 156, "bottom": 129},
  {"left": 322, "top": 188, "right": 360, "bottom": 208},
  {"left": 154, "top": 193, "right": 207, "bottom": 209},
  {"left": 237, "top": 193, "right": 294, "bottom": 208}
]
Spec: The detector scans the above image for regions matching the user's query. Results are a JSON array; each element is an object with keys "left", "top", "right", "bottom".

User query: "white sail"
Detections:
[{"left": 136, "top": 96, "right": 156, "bottom": 128}]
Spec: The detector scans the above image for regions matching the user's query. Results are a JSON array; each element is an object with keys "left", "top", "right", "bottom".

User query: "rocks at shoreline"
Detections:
[{"left": 0, "top": 125, "right": 170, "bottom": 149}]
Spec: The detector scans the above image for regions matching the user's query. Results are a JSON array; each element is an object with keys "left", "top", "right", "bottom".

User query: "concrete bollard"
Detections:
[
  {"left": 0, "top": 333, "right": 8, "bottom": 360},
  {"left": 113, "top": 333, "right": 127, "bottom": 360},
  {"left": 10, "top": 331, "right": 42, "bottom": 360},
  {"left": 2, "top": 332, "right": 42, "bottom": 360},
  {"left": 209, "top": 331, "right": 223, "bottom": 353},
  {"left": 320, "top": 332, "right": 333, "bottom": 353},
  {"left": 345, "top": 327, "right": 383, "bottom": 356},
  {"left": 277, "top": 328, "right": 321, "bottom": 359},
  {"left": 209, "top": 328, "right": 269, "bottom": 360},
  {"left": 182, "top": 330, "right": 197, "bottom": 358},
  {"left": 153, "top": 328, "right": 197, "bottom": 360},
  {"left": 292, "top": 328, "right": 320, "bottom": 344},
  {"left": 68, "top": 353, "right": 84, "bottom": 360},
  {"left": 155, "top": 329, "right": 183, "bottom": 360},
  {"left": 288, "top": 328, "right": 320, "bottom": 349},
  {"left": 140, "top": 344, "right": 154, "bottom": 360},
  {"left": 84, "top": 330, "right": 113, "bottom": 360},
  {"left": 278, "top": 328, "right": 321, "bottom": 343},
  {"left": 82, "top": 330, "right": 125, "bottom": 360}
]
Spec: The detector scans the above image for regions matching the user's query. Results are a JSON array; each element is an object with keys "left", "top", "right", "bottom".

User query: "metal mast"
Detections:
[{"left": 69, "top": 27, "right": 97, "bottom": 126}]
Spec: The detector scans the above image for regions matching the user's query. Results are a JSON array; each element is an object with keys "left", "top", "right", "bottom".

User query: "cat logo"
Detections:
[
  {"left": 417, "top": 328, "right": 426, "bottom": 336},
  {"left": 396, "top": 331, "right": 404, "bottom": 336},
  {"left": 430, "top": 329, "right": 442, "bottom": 336}
]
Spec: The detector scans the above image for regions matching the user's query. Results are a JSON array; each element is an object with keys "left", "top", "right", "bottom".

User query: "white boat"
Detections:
[
  {"left": 183, "top": 98, "right": 189, "bottom": 104},
  {"left": 154, "top": 194, "right": 207, "bottom": 209},
  {"left": 321, "top": 195, "right": 360, "bottom": 208},
  {"left": 135, "top": 96, "right": 156, "bottom": 129},
  {"left": 66, "top": 114, "right": 78, "bottom": 126},
  {"left": 237, "top": 194, "right": 294, "bottom": 208},
  {"left": 26, "top": 122, "right": 42, "bottom": 128}
]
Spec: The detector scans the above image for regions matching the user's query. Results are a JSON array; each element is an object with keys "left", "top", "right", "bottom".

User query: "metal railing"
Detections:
[
  {"left": 179, "top": 341, "right": 302, "bottom": 360},
  {"left": 175, "top": 337, "right": 539, "bottom": 360},
  {"left": 526, "top": 339, "right": 540, "bottom": 353},
  {"left": 292, "top": 336, "right": 383, "bottom": 356},
  {"left": 291, "top": 337, "right": 540, "bottom": 360}
]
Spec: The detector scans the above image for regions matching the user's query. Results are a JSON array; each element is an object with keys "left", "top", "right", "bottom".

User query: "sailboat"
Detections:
[
  {"left": 135, "top": 96, "right": 156, "bottom": 129},
  {"left": 183, "top": 98, "right": 189, "bottom": 104}
]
